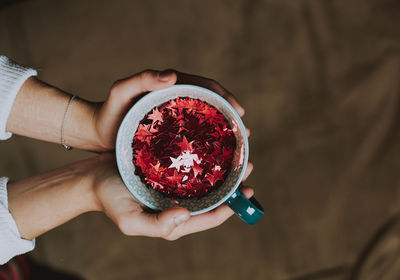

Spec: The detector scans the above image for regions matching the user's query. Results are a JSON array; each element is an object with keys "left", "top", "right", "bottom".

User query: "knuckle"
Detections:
[
  {"left": 119, "top": 225, "right": 130, "bottom": 236},
  {"left": 164, "top": 235, "right": 178, "bottom": 241},
  {"left": 163, "top": 232, "right": 180, "bottom": 241},
  {"left": 162, "top": 235, "right": 172, "bottom": 241},
  {"left": 207, "top": 80, "right": 225, "bottom": 95},
  {"left": 110, "top": 80, "right": 123, "bottom": 95},
  {"left": 205, "top": 78, "right": 216, "bottom": 87},
  {"left": 209, "top": 78, "right": 220, "bottom": 87},
  {"left": 138, "top": 70, "right": 157, "bottom": 91},
  {"left": 211, "top": 213, "right": 226, "bottom": 228},
  {"left": 139, "top": 70, "right": 156, "bottom": 81},
  {"left": 118, "top": 217, "right": 133, "bottom": 236},
  {"left": 214, "top": 218, "right": 225, "bottom": 227},
  {"left": 208, "top": 218, "right": 221, "bottom": 228},
  {"left": 164, "top": 68, "right": 177, "bottom": 73},
  {"left": 159, "top": 224, "right": 173, "bottom": 238},
  {"left": 208, "top": 78, "right": 218, "bottom": 85}
]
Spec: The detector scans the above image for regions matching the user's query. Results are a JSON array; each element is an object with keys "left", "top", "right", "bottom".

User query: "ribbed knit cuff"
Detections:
[
  {"left": 0, "top": 56, "right": 37, "bottom": 140},
  {"left": 0, "top": 177, "right": 35, "bottom": 264}
]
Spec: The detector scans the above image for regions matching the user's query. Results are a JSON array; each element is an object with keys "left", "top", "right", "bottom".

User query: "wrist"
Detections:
[
  {"left": 79, "top": 156, "right": 105, "bottom": 212},
  {"left": 89, "top": 153, "right": 121, "bottom": 213},
  {"left": 7, "top": 156, "right": 104, "bottom": 240},
  {"left": 7, "top": 77, "right": 107, "bottom": 151},
  {"left": 63, "top": 97, "right": 106, "bottom": 152}
]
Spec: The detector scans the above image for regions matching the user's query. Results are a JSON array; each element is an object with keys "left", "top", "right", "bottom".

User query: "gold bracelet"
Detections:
[{"left": 61, "top": 95, "right": 76, "bottom": 150}]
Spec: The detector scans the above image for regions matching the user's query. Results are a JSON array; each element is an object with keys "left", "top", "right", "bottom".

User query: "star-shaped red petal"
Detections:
[
  {"left": 192, "top": 162, "right": 203, "bottom": 178},
  {"left": 150, "top": 161, "right": 166, "bottom": 174},
  {"left": 205, "top": 173, "right": 217, "bottom": 186},
  {"left": 177, "top": 136, "right": 194, "bottom": 153},
  {"left": 135, "top": 124, "right": 152, "bottom": 141},
  {"left": 212, "top": 167, "right": 225, "bottom": 182},
  {"left": 147, "top": 108, "right": 163, "bottom": 124},
  {"left": 167, "top": 170, "right": 184, "bottom": 184},
  {"left": 165, "top": 99, "right": 177, "bottom": 110},
  {"left": 222, "top": 147, "right": 233, "bottom": 160}
]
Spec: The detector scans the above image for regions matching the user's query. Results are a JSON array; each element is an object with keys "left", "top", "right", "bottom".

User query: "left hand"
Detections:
[
  {"left": 92, "top": 153, "right": 254, "bottom": 240},
  {"left": 93, "top": 69, "right": 247, "bottom": 151}
]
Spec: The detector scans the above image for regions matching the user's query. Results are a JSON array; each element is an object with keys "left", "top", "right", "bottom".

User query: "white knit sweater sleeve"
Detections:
[
  {"left": 0, "top": 56, "right": 37, "bottom": 264},
  {"left": 0, "top": 178, "right": 35, "bottom": 264},
  {"left": 0, "top": 55, "right": 37, "bottom": 140}
]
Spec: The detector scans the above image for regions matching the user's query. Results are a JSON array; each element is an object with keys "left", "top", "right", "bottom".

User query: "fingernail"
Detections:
[
  {"left": 174, "top": 214, "right": 189, "bottom": 225},
  {"left": 158, "top": 69, "right": 175, "bottom": 82}
]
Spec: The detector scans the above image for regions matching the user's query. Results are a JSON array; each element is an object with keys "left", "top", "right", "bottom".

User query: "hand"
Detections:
[
  {"left": 93, "top": 153, "right": 254, "bottom": 240},
  {"left": 94, "top": 69, "right": 248, "bottom": 151}
]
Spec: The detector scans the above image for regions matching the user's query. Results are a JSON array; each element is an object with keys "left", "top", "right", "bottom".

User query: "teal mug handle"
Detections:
[{"left": 225, "top": 189, "right": 264, "bottom": 225}]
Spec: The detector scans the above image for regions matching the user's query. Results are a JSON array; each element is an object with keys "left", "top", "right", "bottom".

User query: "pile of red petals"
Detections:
[{"left": 132, "top": 97, "right": 236, "bottom": 199}]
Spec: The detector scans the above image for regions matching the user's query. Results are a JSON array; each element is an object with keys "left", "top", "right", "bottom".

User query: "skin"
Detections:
[{"left": 5, "top": 70, "right": 254, "bottom": 241}]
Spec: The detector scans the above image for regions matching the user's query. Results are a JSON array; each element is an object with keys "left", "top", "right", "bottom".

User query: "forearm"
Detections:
[
  {"left": 7, "top": 157, "right": 101, "bottom": 240},
  {"left": 6, "top": 77, "right": 104, "bottom": 151}
]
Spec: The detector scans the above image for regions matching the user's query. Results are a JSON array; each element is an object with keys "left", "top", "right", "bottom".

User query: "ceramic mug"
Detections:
[{"left": 116, "top": 85, "right": 264, "bottom": 225}]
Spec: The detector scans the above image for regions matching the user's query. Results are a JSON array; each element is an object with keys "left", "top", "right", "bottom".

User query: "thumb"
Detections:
[
  {"left": 108, "top": 69, "right": 177, "bottom": 110},
  {"left": 132, "top": 207, "right": 190, "bottom": 239},
  {"left": 157, "top": 207, "right": 191, "bottom": 239}
]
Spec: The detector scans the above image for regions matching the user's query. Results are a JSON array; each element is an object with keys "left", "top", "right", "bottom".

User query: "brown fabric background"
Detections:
[{"left": 1, "top": 0, "right": 400, "bottom": 279}]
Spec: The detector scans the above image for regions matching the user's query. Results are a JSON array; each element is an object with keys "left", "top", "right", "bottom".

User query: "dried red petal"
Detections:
[{"left": 147, "top": 108, "right": 163, "bottom": 124}]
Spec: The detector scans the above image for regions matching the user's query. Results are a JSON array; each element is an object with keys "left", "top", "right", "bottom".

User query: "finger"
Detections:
[
  {"left": 108, "top": 69, "right": 177, "bottom": 110},
  {"left": 118, "top": 206, "right": 190, "bottom": 238},
  {"left": 175, "top": 70, "right": 245, "bottom": 117},
  {"left": 168, "top": 186, "right": 255, "bottom": 240},
  {"left": 246, "top": 127, "right": 250, "bottom": 138},
  {"left": 242, "top": 162, "right": 253, "bottom": 182},
  {"left": 169, "top": 205, "right": 234, "bottom": 240},
  {"left": 239, "top": 185, "right": 255, "bottom": 198}
]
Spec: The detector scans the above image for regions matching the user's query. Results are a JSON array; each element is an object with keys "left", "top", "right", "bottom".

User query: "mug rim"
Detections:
[{"left": 116, "top": 84, "right": 249, "bottom": 215}]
